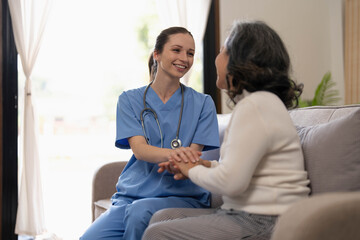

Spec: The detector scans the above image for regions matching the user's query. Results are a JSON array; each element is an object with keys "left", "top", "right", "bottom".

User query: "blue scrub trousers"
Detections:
[{"left": 80, "top": 196, "right": 207, "bottom": 240}]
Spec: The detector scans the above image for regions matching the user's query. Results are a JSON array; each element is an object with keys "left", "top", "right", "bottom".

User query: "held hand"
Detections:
[
  {"left": 157, "top": 161, "right": 188, "bottom": 180},
  {"left": 168, "top": 147, "right": 202, "bottom": 163},
  {"left": 171, "top": 157, "right": 211, "bottom": 179},
  {"left": 157, "top": 161, "right": 176, "bottom": 174},
  {"left": 170, "top": 158, "right": 203, "bottom": 178}
]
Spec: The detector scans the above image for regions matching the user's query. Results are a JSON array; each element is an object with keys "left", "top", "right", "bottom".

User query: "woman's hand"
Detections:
[
  {"left": 170, "top": 159, "right": 201, "bottom": 178},
  {"left": 157, "top": 161, "right": 178, "bottom": 174},
  {"left": 157, "top": 146, "right": 204, "bottom": 180},
  {"left": 168, "top": 147, "right": 210, "bottom": 179},
  {"left": 168, "top": 147, "right": 202, "bottom": 163},
  {"left": 157, "top": 161, "right": 188, "bottom": 180},
  {"left": 158, "top": 160, "right": 197, "bottom": 179}
]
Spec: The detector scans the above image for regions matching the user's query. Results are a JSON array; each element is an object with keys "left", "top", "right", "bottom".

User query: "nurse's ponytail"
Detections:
[{"left": 148, "top": 53, "right": 157, "bottom": 82}]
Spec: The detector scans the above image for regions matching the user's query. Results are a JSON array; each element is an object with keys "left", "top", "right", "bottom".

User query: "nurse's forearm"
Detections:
[
  {"left": 128, "top": 136, "right": 204, "bottom": 164},
  {"left": 136, "top": 144, "right": 173, "bottom": 163},
  {"left": 128, "top": 136, "right": 172, "bottom": 163}
]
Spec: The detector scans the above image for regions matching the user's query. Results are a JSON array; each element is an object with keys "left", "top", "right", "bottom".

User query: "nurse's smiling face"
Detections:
[{"left": 154, "top": 33, "right": 195, "bottom": 80}]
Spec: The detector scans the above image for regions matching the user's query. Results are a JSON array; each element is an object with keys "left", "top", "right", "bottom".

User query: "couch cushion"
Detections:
[
  {"left": 201, "top": 114, "right": 231, "bottom": 161},
  {"left": 94, "top": 199, "right": 111, "bottom": 219},
  {"left": 290, "top": 104, "right": 360, "bottom": 126},
  {"left": 296, "top": 109, "right": 360, "bottom": 195}
]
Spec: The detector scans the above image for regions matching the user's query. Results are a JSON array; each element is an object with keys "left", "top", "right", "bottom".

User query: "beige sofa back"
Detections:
[{"left": 289, "top": 104, "right": 360, "bottom": 126}]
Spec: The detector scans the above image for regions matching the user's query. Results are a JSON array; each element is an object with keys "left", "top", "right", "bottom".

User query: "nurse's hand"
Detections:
[
  {"left": 169, "top": 147, "right": 202, "bottom": 163},
  {"left": 158, "top": 161, "right": 187, "bottom": 180}
]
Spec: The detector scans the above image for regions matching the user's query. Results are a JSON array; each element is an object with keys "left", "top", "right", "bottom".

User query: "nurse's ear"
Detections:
[{"left": 153, "top": 50, "right": 161, "bottom": 62}]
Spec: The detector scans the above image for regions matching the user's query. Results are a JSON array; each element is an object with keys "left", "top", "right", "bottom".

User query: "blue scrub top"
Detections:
[{"left": 113, "top": 84, "right": 220, "bottom": 203}]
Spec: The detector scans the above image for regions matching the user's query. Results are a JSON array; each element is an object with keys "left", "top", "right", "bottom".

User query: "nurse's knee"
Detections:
[
  {"left": 125, "top": 201, "right": 153, "bottom": 225},
  {"left": 80, "top": 206, "right": 126, "bottom": 239}
]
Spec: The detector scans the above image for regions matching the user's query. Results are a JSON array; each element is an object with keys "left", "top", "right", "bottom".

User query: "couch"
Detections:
[{"left": 92, "top": 105, "right": 360, "bottom": 240}]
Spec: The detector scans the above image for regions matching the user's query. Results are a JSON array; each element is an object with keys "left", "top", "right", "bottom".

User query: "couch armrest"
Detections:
[
  {"left": 92, "top": 161, "right": 127, "bottom": 221},
  {"left": 271, "top": 192, "right": 360, "bottom": 240}
]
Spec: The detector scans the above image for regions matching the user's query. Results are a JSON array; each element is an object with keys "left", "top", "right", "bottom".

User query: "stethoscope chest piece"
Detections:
[{"left": 171, "top": 138, "right": 182, "bottom": 149}]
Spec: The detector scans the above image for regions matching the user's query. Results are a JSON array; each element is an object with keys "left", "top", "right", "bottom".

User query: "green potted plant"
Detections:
[{"left": 298, "top": 72, "right": 340, "bottom": 107}]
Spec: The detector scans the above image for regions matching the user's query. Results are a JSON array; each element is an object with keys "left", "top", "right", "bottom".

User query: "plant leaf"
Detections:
[{"left": 311, "top": 72, "right": 339, "bottom": 106}]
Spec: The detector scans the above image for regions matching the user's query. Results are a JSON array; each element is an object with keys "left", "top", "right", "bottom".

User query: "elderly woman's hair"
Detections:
[{"left": 225, "top": 20, "right": 303, "bottom": 109}]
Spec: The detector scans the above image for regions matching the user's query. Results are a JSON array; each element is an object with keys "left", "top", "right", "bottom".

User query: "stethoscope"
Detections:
[{"left": 140, "top": 81, "right": 184, "bottom": 149}]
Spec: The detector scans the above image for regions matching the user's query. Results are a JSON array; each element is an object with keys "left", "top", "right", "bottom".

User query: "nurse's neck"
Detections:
[{"left": 151, "top": 77, "right": 181, "bottom": 104}]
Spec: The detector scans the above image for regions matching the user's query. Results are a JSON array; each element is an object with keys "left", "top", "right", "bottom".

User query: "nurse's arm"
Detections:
[
  {"left": 128, "top": 135, "right": 173, "bottom": 163},
  {"left": 158, "top": 144, "right": 204, "bottom": 173},
  {"left": 169, "top": 144, "right": 211, "bottom": 168},
  {"left": 189, "top": 143, "right": 204, "bottom": 152},
  {"left": 128, "top": 136, "right": 204, "bottom": 164}
]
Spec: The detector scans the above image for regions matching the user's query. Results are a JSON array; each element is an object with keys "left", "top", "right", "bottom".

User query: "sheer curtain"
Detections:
[
  {"left": 8, "top": 0, "right": 52, "bottom": 236},
  {"left": 155, "top": 0, "right": 212, "bottom": 84},
  {"left": 345, "top": 0, "right": 360, "bottom": 104}
]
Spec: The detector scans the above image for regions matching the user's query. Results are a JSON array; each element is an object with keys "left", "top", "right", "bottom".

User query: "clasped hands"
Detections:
[{"left": 158, "top": 147, "right": 204, "bottom": 180}]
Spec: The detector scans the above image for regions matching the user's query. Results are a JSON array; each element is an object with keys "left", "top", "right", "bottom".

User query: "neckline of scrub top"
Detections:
[{"left": 147, "top": 85, "right": 183, "bottom": 110}]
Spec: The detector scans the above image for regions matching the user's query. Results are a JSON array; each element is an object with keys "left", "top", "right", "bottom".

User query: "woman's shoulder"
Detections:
[
  {"left": 238, "top": 91, "right": 295, "bottom": 131},
  {"left": 234, "top": 91, "right": 288, "bottom": 120},
  {"left": 239, "top": 91, "right": 284, "bottom": 110},
  {"left": 246, "top": 91, "right": 280, "bottom": 102}
]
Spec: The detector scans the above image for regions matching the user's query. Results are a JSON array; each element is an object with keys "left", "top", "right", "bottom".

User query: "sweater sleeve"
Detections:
[{"left": 188, "top": 99, "right": 271, "bottom": 197}]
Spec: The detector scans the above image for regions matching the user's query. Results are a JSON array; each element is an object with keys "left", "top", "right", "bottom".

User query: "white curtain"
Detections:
[
  {"left": 155, "top": 0, "right": 212, "bottom": 84},
  {"left": 8, "top": 0, "right": 52, "bottom": 236},
  {"left": 345, "top": 0, "right": 360, "bottom": 104}
]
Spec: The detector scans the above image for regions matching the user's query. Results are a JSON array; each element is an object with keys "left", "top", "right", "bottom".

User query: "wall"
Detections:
[{"left": 219, "top": 0, "right": 345, "bottom": 113}]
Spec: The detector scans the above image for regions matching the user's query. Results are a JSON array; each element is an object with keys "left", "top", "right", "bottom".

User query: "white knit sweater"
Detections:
[{"left": 189, "top": 91, "right": 310, "bottom": 215}]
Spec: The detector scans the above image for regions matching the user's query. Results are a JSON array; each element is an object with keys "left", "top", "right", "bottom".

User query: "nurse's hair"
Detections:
[
  {"left": 148, "top": 26, "right": 193, "bottom": 82},
  {"left": 225, "top": 20, "right": 303, "bottom": 109}
]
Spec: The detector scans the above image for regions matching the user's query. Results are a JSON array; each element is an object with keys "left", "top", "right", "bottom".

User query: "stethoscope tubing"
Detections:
[
  {"left": 140, "top": 107, "right": 163, "bottom": 148},
  {"left": 141, "top": 81, "right": 184, "bottom": 149}
]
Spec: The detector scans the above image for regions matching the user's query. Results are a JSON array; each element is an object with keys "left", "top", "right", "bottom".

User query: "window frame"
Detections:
[
  {"left": 1, "top": 0, "right": 18, "bottom": 239},
  {"left": 203, "top": 0, "right": 221, "bottom": 113}
]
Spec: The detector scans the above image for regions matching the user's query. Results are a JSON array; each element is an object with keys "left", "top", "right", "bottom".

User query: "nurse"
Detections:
[{"left": 80, "top": 26, "right": 220, "bottom": 240}]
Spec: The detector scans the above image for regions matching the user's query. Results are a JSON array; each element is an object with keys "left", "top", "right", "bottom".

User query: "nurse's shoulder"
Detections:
[
  {"left": 118, "top": 85, "right": 147, "bottom": 105},
  {"left": 184, "top": 85, "right": 216, "bottom": 109}
]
